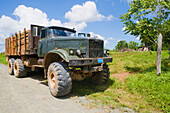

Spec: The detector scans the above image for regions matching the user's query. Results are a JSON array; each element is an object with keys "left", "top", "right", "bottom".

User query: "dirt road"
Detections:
[{"left": 0, "top": 63, "right": 105, "bottom": 113}]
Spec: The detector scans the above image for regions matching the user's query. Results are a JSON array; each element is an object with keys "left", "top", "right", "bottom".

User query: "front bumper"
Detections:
[{"left": 69, "top": 57, "right": 112, "bottom": 66}]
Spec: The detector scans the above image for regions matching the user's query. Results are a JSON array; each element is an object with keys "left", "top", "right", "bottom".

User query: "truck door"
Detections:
[
  {"left": 38, "top": 29, "right": 48, "bottom": 57},
  {"left": 46, "top": 29, "right": 54, "bottom": 52}
]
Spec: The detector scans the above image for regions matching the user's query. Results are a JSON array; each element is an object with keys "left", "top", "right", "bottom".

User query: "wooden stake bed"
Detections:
[{"left": 5, "top": 25, "right": 44, "bottom": 56}]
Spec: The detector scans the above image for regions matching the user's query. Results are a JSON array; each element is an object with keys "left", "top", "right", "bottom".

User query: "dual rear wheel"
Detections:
[{"left": 8, "top": 58, "right": 27, "bottom": 77}]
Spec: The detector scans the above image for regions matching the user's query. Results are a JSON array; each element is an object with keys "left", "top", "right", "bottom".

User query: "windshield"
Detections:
[{"left": 49, "top": 28, "right": 75, "bottom": 37}]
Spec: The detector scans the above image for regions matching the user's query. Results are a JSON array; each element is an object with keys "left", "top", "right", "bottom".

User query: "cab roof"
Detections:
[{"left": 42, "top": 26, "right": 76, "bottom": 33}]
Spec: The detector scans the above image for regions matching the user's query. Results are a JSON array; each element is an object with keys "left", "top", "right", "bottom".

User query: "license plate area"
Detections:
[{"left": 98, "top": 59, "right": 103, "bottom": 63}]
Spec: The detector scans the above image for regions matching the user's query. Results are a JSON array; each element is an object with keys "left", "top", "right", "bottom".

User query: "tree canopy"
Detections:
[
  {"left": 120, "top": 0, "right": 170, "bottom": 46},
  {"left": 115, "top": 40, "right": 138, "bottom": 50},
  {"left": 115, "top": 40, "right": 128, "bottom": 50}
]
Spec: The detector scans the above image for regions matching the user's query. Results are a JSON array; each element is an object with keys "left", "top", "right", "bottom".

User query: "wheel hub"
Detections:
[{"left": 49, "top": 71, "right": 56, "bottom": 89}]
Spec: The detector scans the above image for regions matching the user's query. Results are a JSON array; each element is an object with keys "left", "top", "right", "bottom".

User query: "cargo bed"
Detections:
[{"left": 5, "top": 25, "right": 44, "bottom": 56}]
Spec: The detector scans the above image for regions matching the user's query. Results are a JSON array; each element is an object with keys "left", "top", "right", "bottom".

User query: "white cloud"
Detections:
[
  {"left": 106, "top": 15, "right": 116, "bottom": 21},
  {"left": 0, "top": 2, "right": 114, "bottom": 53},
  {"left": 89, "top": 32, "right": 108, "bottom": 45},
  {"left": 108, "top": 37, "right": 115, "bottom": 40},
  {"left": 65, "top": 1, "right": 105, "bottom": 22},
  {"left": 136, "top": 36, "right": 140, "bottom": 40},
  {"left": 63, "top": 22, "right": 87, "bottom": 32},
  {"left": 0, "top": 5, "right": 88, "bottom": 53},
  {"left": 49, "top": 19, "right": 62, "bottom": 26},
  {"left": 122, "top": 26, "right": 126, "bottom": 31},
  {"left": 117, "top": 40, "right": 120, "bottom": 43}
]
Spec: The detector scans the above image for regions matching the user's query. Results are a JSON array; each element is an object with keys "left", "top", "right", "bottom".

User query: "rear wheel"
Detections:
[
  {"left": 47, "top": 62, "right": 72, "bottom": 97},
  {"left": 8, "top": 58, "right": 15, "bottom": 75},
  {"left": 90, "top": 64, "right": 110, "bottom": 84},
  {"left": 14, "top": 59, "right": 27, "bottom": 77}
]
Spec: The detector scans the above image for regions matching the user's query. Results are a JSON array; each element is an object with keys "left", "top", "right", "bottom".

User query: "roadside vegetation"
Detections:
[
  {"left": 0, "top": 51, "right": 169, "bottom": 112},
  {"left": 0, "top": 52, "right": 8, "bottom": 65},
  {"left": 72, "top": 51, "right": 169, "bottom": 112}
]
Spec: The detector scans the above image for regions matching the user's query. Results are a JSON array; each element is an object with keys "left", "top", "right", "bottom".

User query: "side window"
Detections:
[{"left": 41, "top": 30, "right": 46, "bottom": 39}]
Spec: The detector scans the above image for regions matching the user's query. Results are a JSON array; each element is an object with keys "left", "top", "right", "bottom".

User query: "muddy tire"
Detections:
[
  {"left": 8, "top": 58, "right": 15, "bottom": 75},
  {"left": 90, "top": 64, "right": 110, "bottom": 84},
  {"left": 14, "top": 59, "right": 27, "bottom": 77},
  {"left": 47, "top": 62, "right": 72, "bottom": 97}
]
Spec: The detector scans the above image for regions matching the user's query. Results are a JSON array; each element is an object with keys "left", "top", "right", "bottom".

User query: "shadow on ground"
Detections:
[
  {"left": 124, "top": 58, "right": 169, "bottom": 74},
  {"left": 124, "top": 66, "right": 141, "bottom": 73},
  {"left": 24, "top": 69, "right": 114, "bottom": 99}
]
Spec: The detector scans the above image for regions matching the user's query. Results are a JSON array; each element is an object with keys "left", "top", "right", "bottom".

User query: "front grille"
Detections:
[{"left": 89, "top": 39, "right": 104, "bottom": 58}]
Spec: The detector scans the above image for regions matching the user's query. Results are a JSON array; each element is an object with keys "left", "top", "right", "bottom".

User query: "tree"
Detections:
[
  {"left": 115, "top": 40, "right": 128, "bottom": 50},
  {"left": 120, "top": 0, "right": 170, "bottom": 75},
  {"left": 128, "top": 41, "right": 139, "bottom": 50}
]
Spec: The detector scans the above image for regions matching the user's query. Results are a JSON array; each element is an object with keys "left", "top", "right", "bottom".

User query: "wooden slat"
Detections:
[
  {"left": 30, "top": 28, "right": 33, "bottom": 53},
  {"left": 24, "top": 28, "right": 26, "bottom": 53},
  {"left": 19, "top": 31, "right": 21, "bottom": 55},
  {"left": 12, "top": 35, "right": 14, "bottom": 55},
  {"left": 15, "top": 32, "right": 18, "bottom": 55},
  {"left": 7, "top": 39, "right": 8, "bottom": 55}
]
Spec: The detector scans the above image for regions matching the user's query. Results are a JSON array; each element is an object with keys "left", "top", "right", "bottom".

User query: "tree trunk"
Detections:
[{"left": 157, "top": 33, "right": 162, "bottom": 75}]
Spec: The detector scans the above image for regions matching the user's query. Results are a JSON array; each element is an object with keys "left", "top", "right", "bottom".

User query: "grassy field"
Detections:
[
  {"left": 0, "top": 51, "right": 169, "bottom": 112},
  {"left": 72, "top": 51, "right": 170, "bottom": 112},
  {"left": 0, "top": 53, "right": 8, "bottom": 65}
]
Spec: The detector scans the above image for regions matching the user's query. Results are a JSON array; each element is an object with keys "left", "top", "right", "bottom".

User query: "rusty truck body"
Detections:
[{"left": 5, "top": 24, "right": 112, "bottom": 97}]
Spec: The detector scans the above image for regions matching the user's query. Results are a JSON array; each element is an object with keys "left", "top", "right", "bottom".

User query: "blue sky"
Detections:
[{"left": 0, "top": 0, "right": 140, "bottom": 52}]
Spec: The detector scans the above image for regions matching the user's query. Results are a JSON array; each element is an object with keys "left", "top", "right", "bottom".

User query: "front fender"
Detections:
[{"left": 45, "top": 49, "right": 69, "bottom": 62}]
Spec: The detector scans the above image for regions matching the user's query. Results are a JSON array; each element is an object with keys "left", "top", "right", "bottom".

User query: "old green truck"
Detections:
[{"left": 5, "top": 24, "right": 112, "bottom": 97}]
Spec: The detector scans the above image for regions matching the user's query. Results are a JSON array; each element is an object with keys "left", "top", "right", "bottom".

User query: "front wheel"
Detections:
[
  {"left": 90, "top": 64, "right": 110, "bottom": 84},
  {"left": 47, "top": 62, "right": 72, "bottom": 97}
]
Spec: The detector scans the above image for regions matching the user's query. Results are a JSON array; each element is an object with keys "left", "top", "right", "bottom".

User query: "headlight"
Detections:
[
  {"left": 76, "top": 49, "right": 81, "bottom": 56},
  {"left": 70, "top": 50, "right": 74, "bottom": 54}
]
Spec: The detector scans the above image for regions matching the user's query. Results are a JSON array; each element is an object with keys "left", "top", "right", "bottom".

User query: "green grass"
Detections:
[
  {"left": 110, "top": 51, "right": 170, "bottom": 112},
  {"left": 72, "top": 51, "right": 169, "bottom": 112},
  {"left": 0, "top": 52, "right": 8, "bottom": 65}
]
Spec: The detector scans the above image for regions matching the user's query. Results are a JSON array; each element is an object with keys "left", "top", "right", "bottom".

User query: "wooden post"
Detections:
[
  {"left": 30, "top": 25, "right": 34, "bottom": 54},
  {"left": 19, "top": 31, "right": 21, "bottom": 55},
  {"left": 157, "top": 33, "right": 162, "bottom": 75},
  {"left": 12, "top": 34, "right": 14, "bottom": 55},
  {"left": 24, "top": 28, "right": 26, "bottom": 54},
  {"left": 15, "top": 32, "right": 18, "bottom": 55}
]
